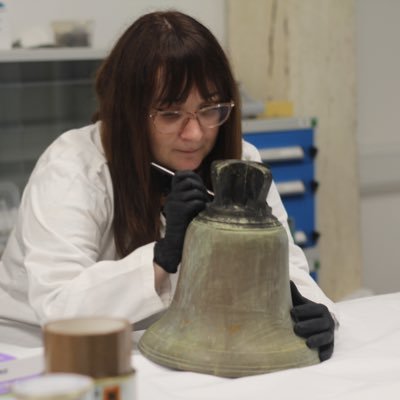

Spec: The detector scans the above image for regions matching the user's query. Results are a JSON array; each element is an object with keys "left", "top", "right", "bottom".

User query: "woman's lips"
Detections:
[{"left": 178, "top": 149, "right": 199, "bottom": 154}]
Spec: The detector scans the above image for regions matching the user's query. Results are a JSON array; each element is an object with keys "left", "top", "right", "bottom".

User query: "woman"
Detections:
[{"left": 0, "top": 11, "right": 335, "bottom": 360}]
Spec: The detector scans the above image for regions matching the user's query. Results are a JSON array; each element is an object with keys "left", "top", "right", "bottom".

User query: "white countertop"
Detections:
[{"left": 2, "top": 292, "right": 400, "bottom": 399}]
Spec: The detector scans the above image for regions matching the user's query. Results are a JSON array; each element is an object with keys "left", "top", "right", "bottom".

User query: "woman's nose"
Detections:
[{"left": 180, "top": 115, "right": 203, "bottom": 140}]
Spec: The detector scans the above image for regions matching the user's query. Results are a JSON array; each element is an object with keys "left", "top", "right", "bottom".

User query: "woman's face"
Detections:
[{"left": 149, "top": 87, "right": 219, "bottom": 171}]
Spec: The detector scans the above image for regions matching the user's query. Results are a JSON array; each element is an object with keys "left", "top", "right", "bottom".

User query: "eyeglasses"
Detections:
[{"left": 149, "top": 102, "right": 235, "bottom": 135}]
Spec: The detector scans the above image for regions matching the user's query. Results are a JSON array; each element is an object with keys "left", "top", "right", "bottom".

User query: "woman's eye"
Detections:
[{"left": 159, "top": 111, "right": 181, "bottom": 121}]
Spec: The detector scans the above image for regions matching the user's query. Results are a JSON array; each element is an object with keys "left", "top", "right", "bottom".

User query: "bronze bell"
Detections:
[{"left": 139, "top": 160, "right": 319, "bottom": 377}]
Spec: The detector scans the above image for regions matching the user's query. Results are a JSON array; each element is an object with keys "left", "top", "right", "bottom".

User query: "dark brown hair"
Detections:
[{"left": 93, "top": 10, "right": 242, "bottom": 257}]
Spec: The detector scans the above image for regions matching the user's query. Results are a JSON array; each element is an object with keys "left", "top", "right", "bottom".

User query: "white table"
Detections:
[
  {"left": 134, "top": 292, "right": 400, "bottom": 400},
  {"left": 2, "top": 292, "right": 400, "bottom": 399}
]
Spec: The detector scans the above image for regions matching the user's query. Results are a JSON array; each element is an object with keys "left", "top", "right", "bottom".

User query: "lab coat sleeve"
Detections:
[
  {"left": 242, "top": 140, "right": 338, "bottom": 318},
  {"left": 18, "top": 159, "right": 167, "bottom": 326}
]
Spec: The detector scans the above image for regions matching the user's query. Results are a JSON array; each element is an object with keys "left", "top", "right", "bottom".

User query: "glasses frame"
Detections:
[{"left": 149, "top": 101, "right": 235, "bottom": 134}]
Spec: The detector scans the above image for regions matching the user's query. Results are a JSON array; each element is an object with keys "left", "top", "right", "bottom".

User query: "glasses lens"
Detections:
[
  {"left": 153, "top": 111, "right": 183, "bottom": 134},
  {"left": 198, "top": 104, "right": 232, "bottom": 128}
]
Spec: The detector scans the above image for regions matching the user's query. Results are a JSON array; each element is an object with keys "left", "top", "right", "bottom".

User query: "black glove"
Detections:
[
  {"left": 154, "top": 170, "right": 209, "bottom": 273},
  {"left": 290, "top": 280, "right": 335, "bottom": 361}
]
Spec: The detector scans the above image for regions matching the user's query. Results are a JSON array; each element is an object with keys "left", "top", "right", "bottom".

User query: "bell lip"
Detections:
[{"left": 138, "top": 337, "right": 319, "bottom": 378}]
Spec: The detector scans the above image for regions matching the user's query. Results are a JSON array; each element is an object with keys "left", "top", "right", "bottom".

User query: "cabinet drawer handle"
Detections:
[
  {"left": 259, "top": 146, "right": 304, "bottom": 162},
  {"left": 294, "top": 230, "right": 307, "bottom": 245},
  {"left": 276, "top": 180, "right": 305, "bottom": 196}
]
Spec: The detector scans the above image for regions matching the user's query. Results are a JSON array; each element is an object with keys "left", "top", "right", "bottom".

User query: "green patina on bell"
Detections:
[{"left": 139, "top": 160, "right": 319, "bottom": 377}]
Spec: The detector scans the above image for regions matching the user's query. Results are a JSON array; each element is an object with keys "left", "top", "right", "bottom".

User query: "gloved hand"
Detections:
[
  {"left": 290, "top": 281, "right": 335, "bottom": 361},
  {"left": 154, "top": 170, "right": 209, "bottom": 273}
]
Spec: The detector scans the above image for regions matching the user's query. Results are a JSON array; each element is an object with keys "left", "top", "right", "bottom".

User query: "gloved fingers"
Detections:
[
  {"left": 289, "top": 281, "right": 335, "bottom": 362},
  {"left": 179, "top": 188, "right": 209, "bottom": 203},
  {"left": 182, "top": 199, "right": 207, "bottom": 217},
  {"left": 165, "top": 192, "right": 208, "bottom": 216},
  {"left": 305, "top": 330, "right": 334, "bottom": 349},
  {"left": 170, "top": 178, "right": 208, "bottom": 199},
  {"left": 318, "top": 343, "right": 334, "bottom": 362},
  {"left": 290, "top": 302, "right": 330, "bottom": 321},
  {"left": 290, "top": 280, "right": 309, "bottom": 306},
  {"left": 172, "top": 176, "right": 206, "bottom": 192},
  {"left": 293, "top": 316, "right": 333, "bottom": 337},
  {"left": 172, "top": 170, "right": 205, "bottom": 186},
  {"left": 164, "top": 198, "right": 207, "bottom": 229}
]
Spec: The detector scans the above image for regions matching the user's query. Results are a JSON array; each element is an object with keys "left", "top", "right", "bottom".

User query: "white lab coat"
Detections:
[{"left": 0, "top": 122, "right": 337, "bottom": 345}]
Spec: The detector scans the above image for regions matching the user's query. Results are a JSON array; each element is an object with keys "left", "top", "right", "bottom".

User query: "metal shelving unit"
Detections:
[{"left": 0, "top": 49, "right": 105, "bottom": 192}]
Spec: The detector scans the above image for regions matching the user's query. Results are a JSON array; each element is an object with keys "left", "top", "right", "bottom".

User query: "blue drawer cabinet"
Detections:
[{"left": 242, "top": 118, "right": 318, "bottom": 249}]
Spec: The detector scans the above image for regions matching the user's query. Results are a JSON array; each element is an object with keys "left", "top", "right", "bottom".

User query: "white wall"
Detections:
[
  {"left": 6, "top": 0, "right": 226, "bottom": 50},
  {"left": 356, "top": 0, "right": 400, "bottom": 294}
]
